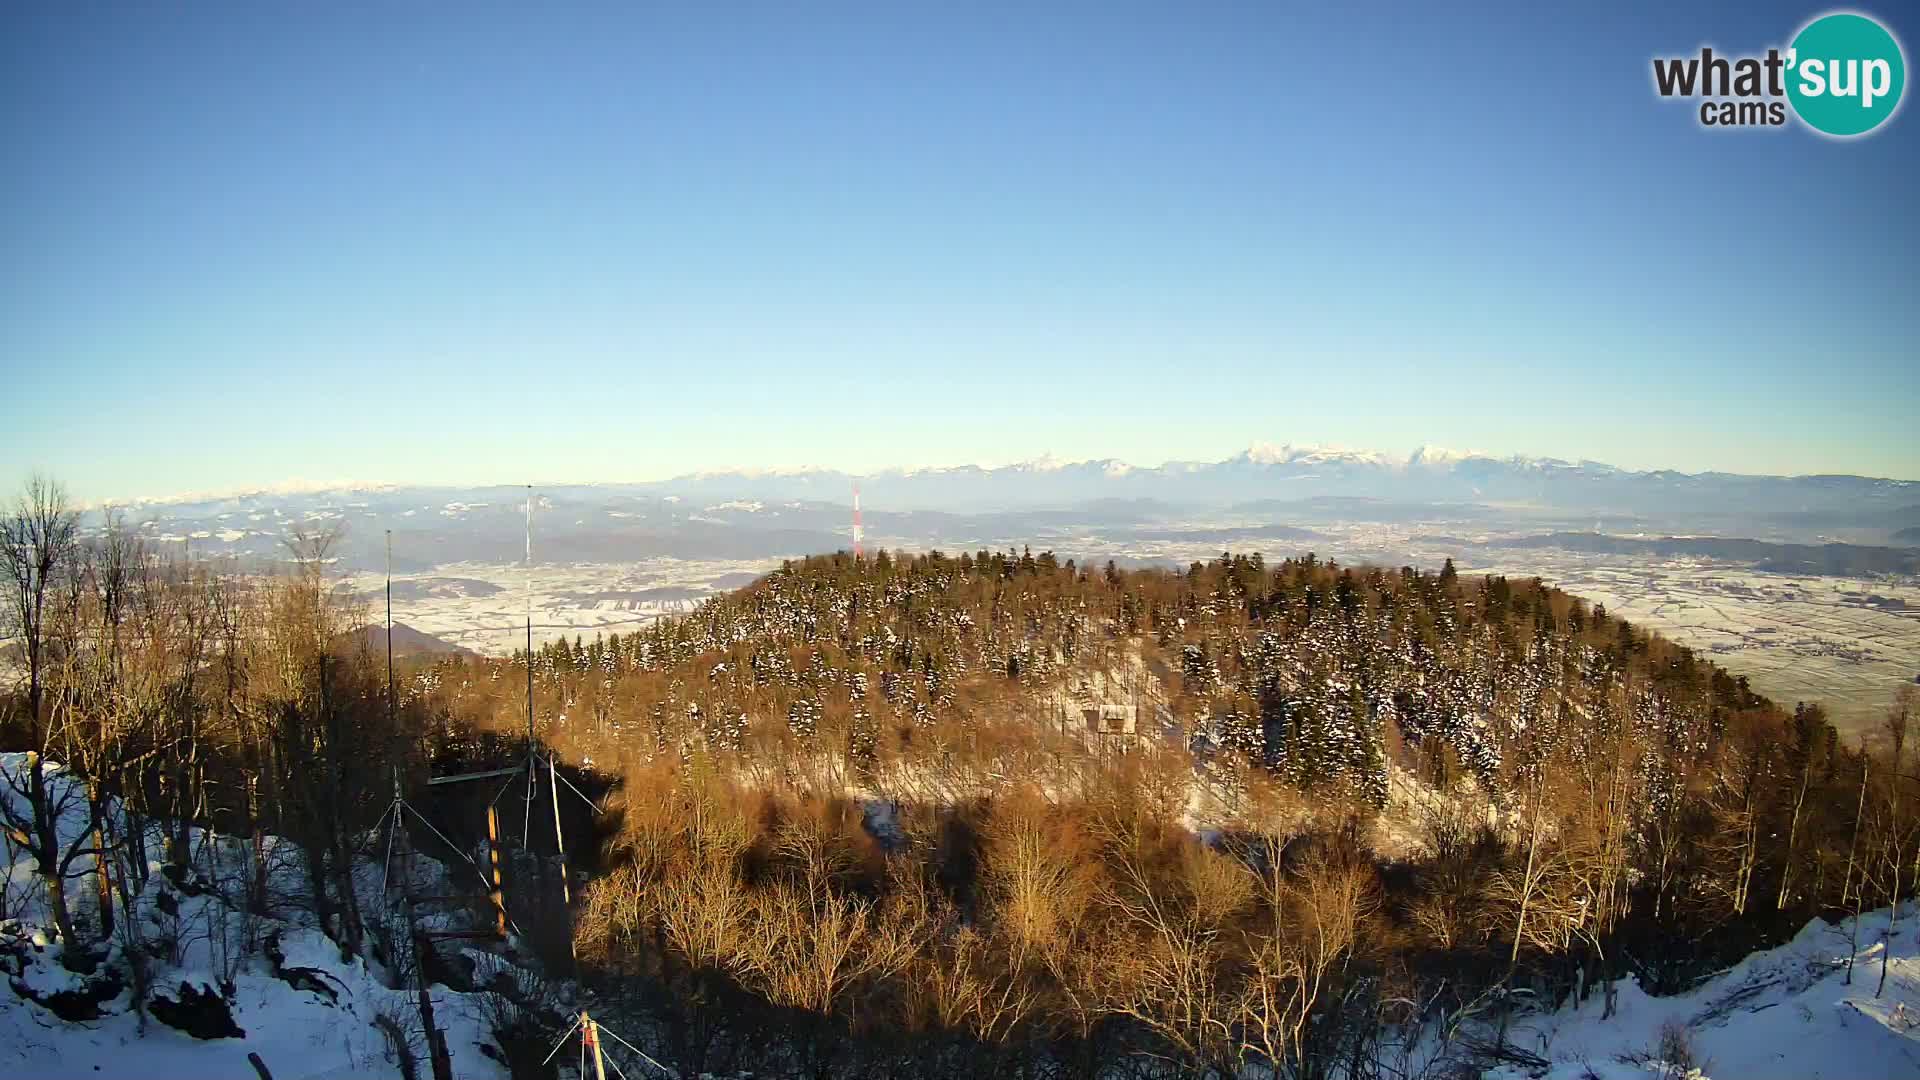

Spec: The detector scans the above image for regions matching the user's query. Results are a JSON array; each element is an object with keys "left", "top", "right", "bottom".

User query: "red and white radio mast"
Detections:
[{"left": 852, "top": 480, "right": 864, "bottom": 560}]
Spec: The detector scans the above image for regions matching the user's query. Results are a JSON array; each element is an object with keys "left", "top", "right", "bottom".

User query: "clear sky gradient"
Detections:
[{"left": 3, "top": 3, "right": 1915, "bottom": 501}]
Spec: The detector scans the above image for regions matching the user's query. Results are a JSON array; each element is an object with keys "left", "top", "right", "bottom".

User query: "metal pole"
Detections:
[
  {"left": 852, "top": 481, "right": 862, "bottom": 560},
  {"left": 392, "top": 764, "right": 452, "bottom": 1080},
  {"left": 549, "top": 753, "right": 570, "bottom": 907},
  {"left": 409, "top": 888, "right": 454, "bottom": 1080},
  {"left": 523, "top": 761, "right": 535, "bottom": 854},
  {"left": 524, "top": 487, "right": 536, "bottom": 848},
  {"left": 379, "top": 770, "right": 401, "bottom": 902},
  {"left": 526, "top": 486, "right": 534, "bottom": 748},
  {"left": 386, "top": 530, "right": 395, "bottom": 731}
]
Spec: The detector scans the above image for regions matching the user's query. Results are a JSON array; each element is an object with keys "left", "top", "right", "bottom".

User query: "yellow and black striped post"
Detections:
[
  {"left": 486, "top": 803, "right": 506, "bottom": 938},
  {"left": 583, "top": 1012, "right": 606, "bottom": 1080}
]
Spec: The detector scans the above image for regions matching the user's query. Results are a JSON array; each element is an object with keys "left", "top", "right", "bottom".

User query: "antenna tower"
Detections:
[
  {"left": 525, "top": 486, "right": 534, "bottom": 746},
  {"left": 523, "top": 486, "right": 536, "bottom": 843},
  {"left": 852, "top": 480, "right": 863, "bottom": 560}
]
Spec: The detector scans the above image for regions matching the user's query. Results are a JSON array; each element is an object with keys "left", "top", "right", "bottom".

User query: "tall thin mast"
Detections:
[
  {"left": 525, "top": 486, "right": 534, "bottom": 747},
  {"left": 386, "top": 530, "right": 395, "bottom": 728},
  {"left": 524, "top": 486, "right": 536, "bottom": 847},
  {"left": 852, "top": 480, "right": 863, "bottom": 560}
]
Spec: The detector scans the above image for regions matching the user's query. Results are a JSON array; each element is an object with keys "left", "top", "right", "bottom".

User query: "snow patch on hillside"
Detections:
[{"left": 1487, "top": 907, "right": 1920, "bottom": 1080}]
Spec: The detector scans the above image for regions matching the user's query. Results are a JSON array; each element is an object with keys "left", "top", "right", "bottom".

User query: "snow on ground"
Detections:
[
  {"left": 1488, "top": 907, "right": 1920, "bottom": 1080},
  {"left": 12, "top": 745, "right": 1920, "bottom": 1080},
  {"left": 2, "top": 753, "right": 519, "bottom": 1080},
  {"left": 2, "top": 921, "right": 508, "bottom": 1080}
]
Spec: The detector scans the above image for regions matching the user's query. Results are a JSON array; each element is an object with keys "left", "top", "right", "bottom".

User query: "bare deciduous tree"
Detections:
[{"left": 0, "top": 474, "right": 91, "bottom": 957}]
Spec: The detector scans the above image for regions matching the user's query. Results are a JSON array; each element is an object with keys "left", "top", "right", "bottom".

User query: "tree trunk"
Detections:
[
  {"left": 1732, "top": 772, "right": 1757, "bottom": 916},
  {"left": 1879, "top": 850, "right": 1901, "bottom": 997},
  {"left": 1842, "top": 759, "right": 1869, "bottom": 917},
  {"left": 1880, "top": 827, "right": 1907, "bottom": 998},
  {"left": 249, "top": 774, "right": 269, "bottom": 914},
  {"left": 1508, "top": 803, "right": 1544, "bottom": 978},
  {"left": 25, "top": 754, "right": 84, "bottom": 955},
  {"left": 1880, "top": 737, "right": 1908, "bottom": 997},
  {"left": 1777, "top": 758, "right": 1811, "bottom": 910},
  {"left": 41, "top": 861, "right": 79, "bottom": 955},
  {"left": 93, "top": 822, "right": 114, "bottom": 940},
  {"left": 333, "top": 828, "right": 365, "bottom": 958},
  {"left": 306, "top": 843, "right": 336, "bottom": 943},
  {"left": 108, "top": 817, "right": 151, "bottom": 1028},
  {"left": 1844, "top": 763, "right": 1870, "bottom": 986}
]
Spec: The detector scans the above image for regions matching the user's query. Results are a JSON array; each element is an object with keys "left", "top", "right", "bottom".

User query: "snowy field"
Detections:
[
  {"left": 343, "top": 557, "right": 781, "bottom": 655},
  {"left": 1461, "top": 557, "right": 1920, "bottom": 739}
]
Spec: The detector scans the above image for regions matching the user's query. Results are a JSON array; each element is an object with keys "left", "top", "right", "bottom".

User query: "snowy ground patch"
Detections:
[
  {"left": 1487, "top": 908, "right": 1920, "bottom": 1080},
  {"left": 1, "top": 753, "right": 523, "bottom": 1080}
]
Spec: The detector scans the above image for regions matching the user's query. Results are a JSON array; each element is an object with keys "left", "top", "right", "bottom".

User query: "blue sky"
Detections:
[{"left": 3, "top": 2, "right": 1915, "bottom": 501}]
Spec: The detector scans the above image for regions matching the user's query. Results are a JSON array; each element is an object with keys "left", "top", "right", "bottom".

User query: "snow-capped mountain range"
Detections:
[
  {"left": 116, "top": 442, "right": 1917, "bottom": 521},
  {"left": 647, "top": 442, "right": 1917, "bottom": 514}
]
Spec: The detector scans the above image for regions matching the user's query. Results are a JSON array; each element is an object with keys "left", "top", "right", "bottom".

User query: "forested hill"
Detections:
[
  {"left": 483, "top": 547, "right": 1799, "bottom": 814},
  {"left": 427, "top": 546, "right": 1902, "bottom": 1068}
]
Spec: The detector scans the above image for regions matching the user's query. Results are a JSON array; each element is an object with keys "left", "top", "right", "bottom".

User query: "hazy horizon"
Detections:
[{"left": 43, "top": 436, "right": 1920, "bottom": 508}]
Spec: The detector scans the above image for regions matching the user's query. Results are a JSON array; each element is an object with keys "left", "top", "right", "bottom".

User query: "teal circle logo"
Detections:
[{"left": 1786, "top": 12, "right": 1906, "bottom": 136}]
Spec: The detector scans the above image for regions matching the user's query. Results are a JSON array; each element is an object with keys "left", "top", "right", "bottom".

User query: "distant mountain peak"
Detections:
[
  {"left": 639, "top": 442, "right": 1915, "bottom": 514},
  {"left": 1009, "top": 453, "right": 1070, "bottom": 472},
  {"left": 113, "top": 441, "right": 1917, "bottom": 516},
  {"left": 1238, "top": 442, "right": 1398, "bottom": 468},
  {"left": 1408, "top": 444, "right": 1486, "bottom": 467}
]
